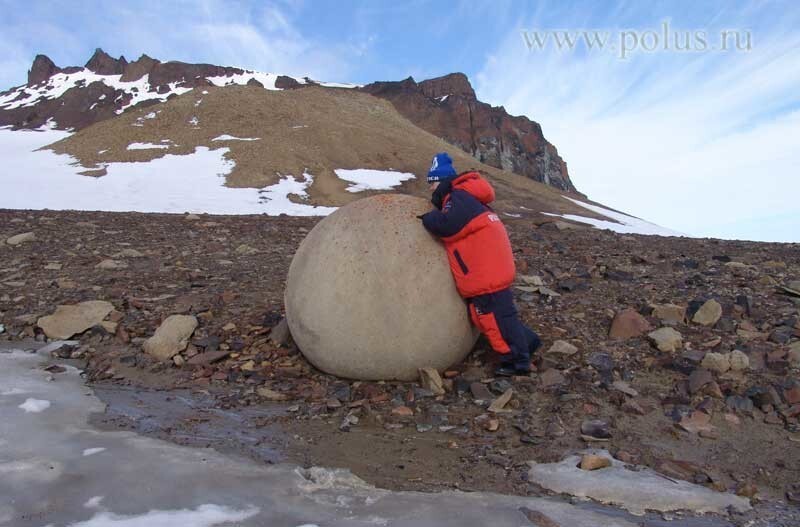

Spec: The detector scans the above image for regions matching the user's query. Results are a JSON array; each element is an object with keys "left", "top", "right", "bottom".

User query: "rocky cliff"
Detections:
[{"left": 361, "top": 73, "right": 576, "bottom": 193}]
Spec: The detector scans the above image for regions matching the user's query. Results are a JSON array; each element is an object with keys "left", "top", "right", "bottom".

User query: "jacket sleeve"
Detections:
[{"left": 421, "top": 191, "right": 482, "bottom": 238}]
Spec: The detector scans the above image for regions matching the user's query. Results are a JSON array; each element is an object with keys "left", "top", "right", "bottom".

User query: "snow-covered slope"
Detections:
[
  {"left": 0, "top": 128, "right": 409, "bottom": 216},
  {"left": 0, "top": 68, "right": 358, "bottom": 115},
  {"left": 545, "top": 198, "right": 684, "bottom": 237}
]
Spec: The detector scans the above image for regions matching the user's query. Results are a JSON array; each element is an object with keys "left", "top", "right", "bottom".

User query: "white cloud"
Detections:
[{"left": 475, "top": 4, "right": 800, "bottom": 242}]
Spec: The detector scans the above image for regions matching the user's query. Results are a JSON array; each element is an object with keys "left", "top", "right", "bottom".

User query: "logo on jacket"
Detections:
[{"left": 488, "top": 214, "right": 500, "bottom": 222}]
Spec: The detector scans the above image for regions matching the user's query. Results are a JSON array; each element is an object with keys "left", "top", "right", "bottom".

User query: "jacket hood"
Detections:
[{"left": 452, "top": 171, "right": 495, "bottom": 204}]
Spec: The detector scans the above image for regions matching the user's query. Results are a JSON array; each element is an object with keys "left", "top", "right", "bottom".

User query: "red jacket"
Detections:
[{"left": 421, "top": 172, "right": 515, "bottom": 298}]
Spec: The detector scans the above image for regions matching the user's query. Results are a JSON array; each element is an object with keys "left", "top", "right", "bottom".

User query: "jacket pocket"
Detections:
[{"left": 453, "top": 249, "right": 469, "bottom": 274}]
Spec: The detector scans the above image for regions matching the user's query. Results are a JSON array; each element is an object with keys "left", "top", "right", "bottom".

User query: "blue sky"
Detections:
[{"left": 1, "top": 0, "right": 798, "bottom": 241}]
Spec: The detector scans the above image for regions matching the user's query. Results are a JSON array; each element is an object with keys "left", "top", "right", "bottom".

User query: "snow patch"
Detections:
[
  {"left": 188, "top": 116, "right": 199, "bottom": 127},
  {"left": 18, "top": 398, "right": 50, "bottom": 413},
  {"left": 504, "top": 212, "right": 522, "bottom": 218},
  {"left": 69, "top": 504, "right": 260, "bottom": 527},
  {"left": 1, "top": 387, "right": 26, "bottom": 396},
  {"left": 126, "top": 142, "right": 170, "bottom": 150},
  {"left": 211, "top": 135, "right": 260, "bottom": 142},
  {"left": 545, "top": 198, "right": 684, "bottom": 237},
  {"left": 206, "top": 71, "right": 296, "bottom": 91},
  {"left": 84, "top": 496, "right": 104, "bottom": 509},
  {"left": 258, "top": 172, "right": 337, "bottom": 216},
  {"left": 83, "top": 447, "right": 106, "bottom": 457},
  {"left": 334, "top": 168, "right": 416, "bottom": 193},
  {"left": 317, "top": 81, "right": 360, "bottom": 89},
  {"left": 98, "top": 149, "right": 108, "bottom": 154},
  {"left": 144, "top": 111, "right": 158, "bottom": 119}
]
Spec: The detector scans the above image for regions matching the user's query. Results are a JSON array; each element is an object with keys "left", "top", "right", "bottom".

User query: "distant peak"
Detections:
[
  {"left": 85, "top": 48, "right": 127, "bottom": 75},
  {"left": 28, "top": 54, "right": 60, "bottom": 85},
  {"left": 419, "top": 72, "right": 475, "bottom": 100}
]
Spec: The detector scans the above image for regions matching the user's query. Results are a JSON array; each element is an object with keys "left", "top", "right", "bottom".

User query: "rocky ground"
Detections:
[{"left": 2, "top": 208, "right": 799, "bottom": 520}]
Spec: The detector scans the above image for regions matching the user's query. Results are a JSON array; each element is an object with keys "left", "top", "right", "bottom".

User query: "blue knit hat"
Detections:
[{"left": 427, "top": 152, "right": 457, "bottom": 182}]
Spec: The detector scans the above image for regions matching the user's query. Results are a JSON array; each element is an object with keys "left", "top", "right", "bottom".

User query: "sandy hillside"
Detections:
[{"left": 47, "top": 85, "right": 599, "bottom": 218}]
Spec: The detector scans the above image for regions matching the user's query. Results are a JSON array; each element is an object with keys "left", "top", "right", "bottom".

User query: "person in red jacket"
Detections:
[{"left": 420, "top": 152, "right": 540, "bottom": 376}]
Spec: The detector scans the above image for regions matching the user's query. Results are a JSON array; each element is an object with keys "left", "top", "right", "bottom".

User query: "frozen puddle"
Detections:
[{"left": 0, "top": 341, "right": 643, "bottom": 527}]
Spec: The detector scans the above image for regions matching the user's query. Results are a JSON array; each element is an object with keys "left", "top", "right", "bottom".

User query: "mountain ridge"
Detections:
[{"left": 1, "top": 49, "right": 576, "bottom": 193}]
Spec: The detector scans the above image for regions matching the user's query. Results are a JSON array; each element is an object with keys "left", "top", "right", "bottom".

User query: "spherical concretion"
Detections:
[{"left": 285, "top": 194, "right": 478, "bottom": 381}]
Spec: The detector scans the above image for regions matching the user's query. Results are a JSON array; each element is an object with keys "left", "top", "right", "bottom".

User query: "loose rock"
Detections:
[
  {"left": 701, "top": 352, "right": 730, "bottom": 374},
  {"left": 692, "top": 299, "right": 722, "bottom": 326},
  {"left": 652, "top": 304, "right": 686, "bottom": 324},
  {"left": 6, "top": 232, "right": 36, "bottom": 245},
  {"left": 143, "top": 315, "right": 198, "bottom": 361},
  {"left": 647, "top": 327, "right": 683, "bottom": 352},
  {"left": 547, "top": 340, "right": 578, "bottom": 356},
  {"left": 609, "top": 309, "right": 652, "bottom": 339},
  {"left": 728, "top": 350, "right": 750, "bottom": 371},
  {"left": 580, "top": 454, "right": 612, "bottom": 470},
  {"left": 419, "top": 367, "right": 445, "bottom": 396},
  {"left": 37, "top": 300, "right": 114, "bottom": 340}
]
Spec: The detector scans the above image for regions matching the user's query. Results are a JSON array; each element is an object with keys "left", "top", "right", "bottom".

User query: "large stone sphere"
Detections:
[{"left": 285, "top": 194, "right": 478, "bottom": 381}]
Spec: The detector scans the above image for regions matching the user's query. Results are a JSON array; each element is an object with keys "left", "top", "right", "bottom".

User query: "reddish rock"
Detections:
[{"left": 609, "top": 309, "right": 652, "bottom": 339}]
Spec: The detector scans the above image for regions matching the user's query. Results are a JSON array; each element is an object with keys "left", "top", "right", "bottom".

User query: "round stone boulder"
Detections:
[{"left": 285, "top": 194, "right": 478, "bottom": 381}]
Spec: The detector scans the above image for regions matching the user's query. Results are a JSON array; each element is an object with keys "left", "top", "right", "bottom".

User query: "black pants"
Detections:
[{"left": 468, "top": 288, "right": 541, "bottom": 370}]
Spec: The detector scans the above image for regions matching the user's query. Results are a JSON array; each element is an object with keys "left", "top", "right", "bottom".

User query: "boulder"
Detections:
[
  {"left": 143, "top": 315, "right": 198, "bottom": 361},
  {"left": 692, "top": 300, "right": 722, "bottom": 326},
  {"left": 37, "top": 300, "right": 114, "bottom": 339},
  {"left": 609, "top": 309, "right": 652, "bottom": 339},
  {"left": 6, "top": 232, "right": 36, "bottom": 245},
  {"left": 652, "top": 304, "right": 686, "bottom": 324},
  {"left": 648, "top": 327, "right": 683, "bottom": 352},
  {"left": 285, "top": 194, "right": 478, "bottom": 380}
]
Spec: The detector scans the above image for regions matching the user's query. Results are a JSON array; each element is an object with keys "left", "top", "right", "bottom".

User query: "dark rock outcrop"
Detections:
[
  {"left": 361, "top": 73, "right": 576, "bottom": 193},
  {"left": 85, "top": 48, "right": 128, "bottom": 75},
  {"left": 28, "top": 55, "right": 60, "bottom": 85}
]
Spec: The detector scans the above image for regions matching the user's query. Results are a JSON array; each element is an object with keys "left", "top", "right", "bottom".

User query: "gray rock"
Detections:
[
  {"left": 547, "top": 340, "right": 578, "bottom": 356},
  {"left": 269, "top": 318, "right": 292, "bottom": 347},
  {"left": 580, "top": 419, "right": 611, "bottom": 439},
  {"left": 6, "top": 232, "right": 36, "bottom": 245}
]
